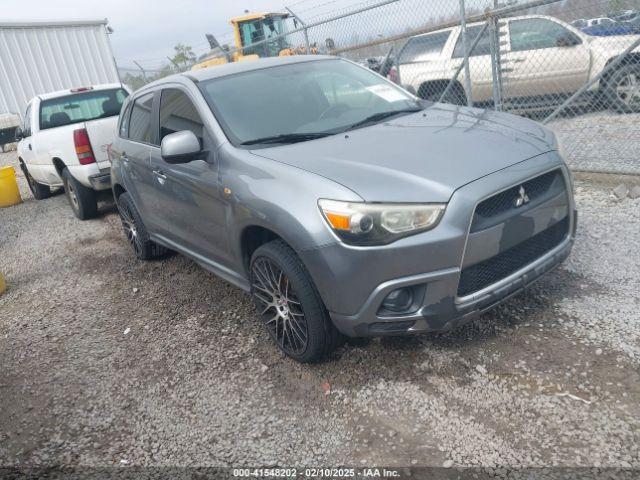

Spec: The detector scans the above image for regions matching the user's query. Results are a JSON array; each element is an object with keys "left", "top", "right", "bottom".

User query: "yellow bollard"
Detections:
[{"left": 0, "top": 166, "right": 22, "bottom": 207}]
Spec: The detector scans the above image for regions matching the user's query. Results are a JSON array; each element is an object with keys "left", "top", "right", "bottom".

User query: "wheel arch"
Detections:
[
  {"left": 601, "top": 53, "right": 640, "bottom": 85},
  {"left": 112, "top": 183, "right": 127, "bottom": 201},
  {"left": 51, "top": 157, "right": 66, "bottom": 177},
  {"left": 239, "top": 225, "right": 286, "bottom": 274}
]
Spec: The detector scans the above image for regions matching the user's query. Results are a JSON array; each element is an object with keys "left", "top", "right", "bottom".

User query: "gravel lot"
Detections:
[{"left": 1, "top": 149, "right": 639, "bottom": 474}]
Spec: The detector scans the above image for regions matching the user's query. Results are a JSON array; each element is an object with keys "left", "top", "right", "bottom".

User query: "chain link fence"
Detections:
[{"left": 141, "top": 0, "right": 640, "bottom": 174}]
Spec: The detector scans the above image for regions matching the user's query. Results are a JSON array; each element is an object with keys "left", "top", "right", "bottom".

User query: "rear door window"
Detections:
[
  {"left": 399, "top": 31, "right": 451, "bottom": 64},
  {"left": 452, "top": 25, "right": 492, "bottom": 58},
  {"left": 128, "top": 93, "right": 155, "bottom": 145},
  {"left": 39, "top": 88, "right": 128, "bottom": 130}
]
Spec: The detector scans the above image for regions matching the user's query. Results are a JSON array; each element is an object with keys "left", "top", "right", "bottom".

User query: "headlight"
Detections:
[{"left": 318, "top": 199, "right": 445, "bottom": 246}]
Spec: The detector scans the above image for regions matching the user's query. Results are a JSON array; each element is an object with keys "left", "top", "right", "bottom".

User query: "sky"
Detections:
[{"left": 3, "top": 0, "right": 301, "bottom": 70}]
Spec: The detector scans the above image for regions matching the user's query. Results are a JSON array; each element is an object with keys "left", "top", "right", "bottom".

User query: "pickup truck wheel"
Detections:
[
  {"left": 250, "top": 240, "right": 343, "bottom": 363},
  {"left": 61, "top": 169, "right": 97, "bottom": 220},
  {"left": 21, "top": 164, "right": 51, "bottom": 200},
  {"left": 116, "top": 192, "right": 167, "bottom": 260},
  {"left": 605, "top": 63, "right": 640, "bottom": 113}
]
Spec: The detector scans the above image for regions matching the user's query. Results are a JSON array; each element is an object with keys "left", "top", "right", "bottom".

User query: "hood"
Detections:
[
  {"left": 588, "top": 32, "right": 640, "bottom": 50},
  {"left": 251, "top": 103, "right": 556, "bottom": 203}
]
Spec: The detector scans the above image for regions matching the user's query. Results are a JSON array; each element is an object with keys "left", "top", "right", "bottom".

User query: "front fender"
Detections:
[{"left": 220, "top": 146, "right": 362, "bottom": 276}]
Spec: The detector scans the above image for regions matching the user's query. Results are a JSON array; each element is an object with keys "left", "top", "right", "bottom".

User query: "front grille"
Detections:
[
  {"left": 457, "top": 216, "right": 569, "bottom": 297},
  {"left": 471, "top": 170, "right": 564, "bottom": 232}
]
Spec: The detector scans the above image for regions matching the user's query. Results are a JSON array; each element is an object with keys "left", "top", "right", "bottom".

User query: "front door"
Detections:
[
  {"left": 503, "top": 17, "right": 591, "bottom": 100},
  {"left": 149, "top": 87, "right": 230, "bottom": 265}
]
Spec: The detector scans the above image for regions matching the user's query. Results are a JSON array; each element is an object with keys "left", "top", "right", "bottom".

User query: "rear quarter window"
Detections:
[
  {"left": 39, "top": 88, "right": 128, "bottom": 130},
  {"left": 399, "top": 31, "right": 451, "bottom": 64}
]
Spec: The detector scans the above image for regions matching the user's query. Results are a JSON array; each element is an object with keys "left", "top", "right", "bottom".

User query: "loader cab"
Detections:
[{"left": 232, "top": 13, "right": 291, "bottom": 59}]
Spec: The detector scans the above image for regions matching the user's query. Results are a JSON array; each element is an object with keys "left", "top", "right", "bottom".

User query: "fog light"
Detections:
[{"left": 382, "top": 287, "right": 413, "bottom": 312}]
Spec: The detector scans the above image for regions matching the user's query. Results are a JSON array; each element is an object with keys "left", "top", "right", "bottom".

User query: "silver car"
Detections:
[{"left": 110, "top": 56, "right": 576, "bottom": 363}]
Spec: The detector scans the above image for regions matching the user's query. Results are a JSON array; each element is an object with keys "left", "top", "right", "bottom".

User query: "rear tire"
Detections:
[
  {"left": 605, "top": 63, "right": 640, "bottom": 113},
  {"left": 116, "top": 192, "right": 167, "bottom": 260},
  {"left": 249, "top": 239, "right": 343, "bottom": 363},
  {"left": 61, "top": 168, "right": 97, "bottom": 220},
  {"left": 20, "top": 163, "right": 51, "bottom": 200}
]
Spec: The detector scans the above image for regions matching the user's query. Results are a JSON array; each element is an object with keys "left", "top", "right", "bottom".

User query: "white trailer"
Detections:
[{"left": 0, "top": 20, "right": 120, "bottom": 116}]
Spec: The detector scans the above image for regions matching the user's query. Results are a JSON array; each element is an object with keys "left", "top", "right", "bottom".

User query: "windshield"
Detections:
[
  {"left": 39, "top": 88, "right": 128, "bottom": 130},
  {"left": 198, "top": 59, "right": 421, "bottom": 147}
]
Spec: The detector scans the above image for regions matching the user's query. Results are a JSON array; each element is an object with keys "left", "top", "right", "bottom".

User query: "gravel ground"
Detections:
[
  {"left": 548, "top": 112, "right": 640, "bottom": 174},
  {"left": 1, "top": 150, "right": 639, "bottom": 474}
]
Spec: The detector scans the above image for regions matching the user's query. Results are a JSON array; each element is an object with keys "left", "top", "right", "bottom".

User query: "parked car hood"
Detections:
[
  {"left": 589, "top": 32, "right": 640, "bottom": 50},
  {"left": 250, "top": 104, "right": 557, "bottom": 203}
]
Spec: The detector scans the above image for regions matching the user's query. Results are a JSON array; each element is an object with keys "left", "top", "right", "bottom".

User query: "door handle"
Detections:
[
  {"left": 153, "top": 170, "right": 167, "bottom": 185},
  {"left": 28, "top": 144, "right": 32, "bottom": 150},
  {"left": 511, "top": 57, "right": 526, "bottom": 63}
]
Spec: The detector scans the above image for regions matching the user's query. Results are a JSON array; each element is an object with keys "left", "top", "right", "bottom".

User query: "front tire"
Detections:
[
  {"left": 21, "top": 163, "right": 51, "bottom": 200},
  {"left": 61, "top": 168, "right": 97, "bottom": 220},
  {"left": 605, "top": 63, "right": 640, "bottom": 113},
  {"left": 116, "top": 192, "right": 167, "bottom": 260},
  {"left": 249, "top": 240, "right": 343, "bottom": 363}
]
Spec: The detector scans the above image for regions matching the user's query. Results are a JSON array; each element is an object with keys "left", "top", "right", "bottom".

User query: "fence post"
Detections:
[
  {"left": 488, "top": 1, "right": 504, "bottom": 111},
  {"left": 132, "top": 61, "right": 147, "bottom": 82},
  {"left": 286, "top": 7, "right": 311, "bottom": 52},
  {"left": 458, "top": 0, "right": 474, "bottom": 107}
]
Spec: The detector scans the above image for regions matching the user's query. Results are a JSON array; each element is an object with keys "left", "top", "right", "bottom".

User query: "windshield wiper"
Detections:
[
  {"left": 240, "top": 132, "right": 333, "bottom": 146},
  {"left": 344, "top": 107, "right": 423, "bottom": 132}
]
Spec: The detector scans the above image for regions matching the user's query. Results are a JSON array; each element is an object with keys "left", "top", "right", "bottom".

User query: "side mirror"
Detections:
[
  {"left": 14, "top": 126, "right": 23, "bottom": 141},
  {"left": 556, "top": 34, "right": 579, "bottom": 47},
  {"left": 160, "top": 130, "right": 201, "bottom": 164}
]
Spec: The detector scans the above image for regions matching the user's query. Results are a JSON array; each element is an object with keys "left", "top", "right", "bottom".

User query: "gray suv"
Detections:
[{"left": 110, "top": 56, "right": 576, "bottom": 363}]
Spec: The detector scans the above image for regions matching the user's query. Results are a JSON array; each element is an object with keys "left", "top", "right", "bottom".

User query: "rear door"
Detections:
[
  {"left": 149, "top": 86, "right": 229, "bottom": 264},
  {"left": 117, "top": 91, "right": 159, "bottom": 226},
  {"left": 448, "top": 24, "right": 495, "bottom": 103},
  {"left": 503, "top": 17, "right": 591, "bottom": 99}
]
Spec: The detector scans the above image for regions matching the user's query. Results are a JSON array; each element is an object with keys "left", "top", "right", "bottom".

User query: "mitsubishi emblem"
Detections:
[{"left": 514, "top": 185, "right": 530, "bottom": 207}]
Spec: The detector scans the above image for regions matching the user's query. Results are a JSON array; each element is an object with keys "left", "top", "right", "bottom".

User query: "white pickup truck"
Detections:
[
  {"left": 398, "top": 14, "right": 640, "bottom": 113},
  {"left": 16, "top": 84, "right": 130, "bottom": 219}
]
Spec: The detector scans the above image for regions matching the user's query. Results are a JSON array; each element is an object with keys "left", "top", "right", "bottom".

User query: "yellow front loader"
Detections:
[{"left": 192, "top": 12, "right": 317, "bottom": 71}]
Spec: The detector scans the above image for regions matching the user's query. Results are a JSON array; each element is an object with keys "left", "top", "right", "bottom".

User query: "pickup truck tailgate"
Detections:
[{"left": 85, "top": 116, "right": 119, "bottom": 163}]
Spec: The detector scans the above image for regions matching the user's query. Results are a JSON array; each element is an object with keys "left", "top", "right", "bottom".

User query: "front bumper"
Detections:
[
  {"left": 299, "top": 152, "right": 576, "bottom": 338},
  {"left": 330, "top": 229, "right": 574, "bottom": 337}
]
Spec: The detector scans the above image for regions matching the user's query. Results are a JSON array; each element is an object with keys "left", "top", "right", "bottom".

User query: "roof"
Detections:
[
  {"left": 37, "top": 83, "right": 123, "bottom": 101},
  {"left": 0, "top": 19, "right": 108, "bottom": 28},
  {"left": 230, "top": 12, "right": 289, "bottom": 23},
  {"left": 186, "top": 55, "right": 337, "bottom": 83}
]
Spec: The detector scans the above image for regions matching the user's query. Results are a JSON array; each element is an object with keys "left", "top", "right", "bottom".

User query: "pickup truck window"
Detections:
[
  {"left": 510, "top": 18, "right": 581, "bottom": 52},
  {"left": 452, "top": 25, "right": 492, "bottom": 58},
  {"left": 39, "top": 88, "right": 128, "bottom": 130},
  {"left": 399, "top": 32, "right": 451, "bottom": 64},
  {"left": 159, "top": 89, "right": 204, "bottom": 145},
  {"left": 128, "top": 93, "right": 155, "bottom": 145}
]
